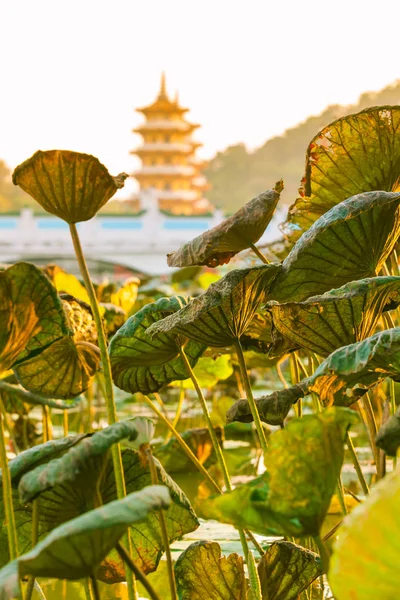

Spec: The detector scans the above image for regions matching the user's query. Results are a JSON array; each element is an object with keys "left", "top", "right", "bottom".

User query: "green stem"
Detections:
[
  {"left": 389, "top": 379, "right": 397, "bottom": 469},
  {"left": 362, "top": 394, "right": 381, "bottom": 478},
  {"left": 179, "top": 346, "right": 254, "bottom": 572},
  {"left": 116, "top": 543, "right": 161, "bottom": 600},
  {"left": 0, "top": 409, "right": 18, "bottom": 559},
  {"left": 335, "top": 476, "right": 347, "bottom": 516},
  {"left": 249, "top": 243, "right": 269, "bottom": 264},
  {"left": 146, "top": 448, "right": 178, "bottom": 600},
  {"left": 143, "top": 395, "right": 221, "bottom": 494},
  {"left": 346, "top": 432, "right": 369, "bottom": 495},
  {"left": 314, "top": 535, "right": 331, "bottom": 574},
  {"left": 25, "top": 499, "right": 39, "bottom": 600},
  {"left": 89, "top": 576, "right": 101, "bottom": 600},
  {"left": 83, "top": 579, "right": 94, "bottom": 600},
  {"left": 247, "top": 550, "right": 263, "bottom": 600},
  {"left": 234, "top": 340, "right": 269, "bottom": 455},
  {"left": 69, "top": 223, "right": 137, "bottom": 600},
  {"left": 63, "top": 410, "right": 69, "bottom": 437},
  {"left": 165, "top": 385, "right": 184, "bottom": 443},
  {"left": 42, "top": 405, "right": 52, "bottom": 442}
]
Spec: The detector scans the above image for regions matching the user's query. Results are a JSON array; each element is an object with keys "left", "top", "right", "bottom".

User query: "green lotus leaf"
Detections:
[
  {"left": 167, "top": 184, "right": 282, "bottom": 268},
  {"left": 3, "top": 432, "right": 198, "bottom": 580},
  {"left": 44, "top": 264, "right": 90, "bottom": 304},
  {"left": 0, "top": 263, "right": 69, "bottom": 373},
  {"left": 174, "top": 540, "right": 247, "bottom": 599},
  {"left": 257, "top": 541, "right": 323, "bottom": 600},
  {"left": 282, "top": 106, "right": 400, "bottom": 241},
  {"left": 12, "top": 150, "right": 128, "bottom": 223},
  {"left": 268, "top": 276, "right": 400, "bottom": 357},
  {"left": 376, "top": 406, "right": 400, "bottom": 456},
  {"left": 14, "top": 336, "right": 100, "bottom": 399},
  {"left": 109, "top": 296, "right": 206, "bottom": 395},
  {"left": 270, "top": 191, "right": 400, "bottom": 303},
  {"left": 0, "top": 379, "right": 82, "bottom": 413},
  {"left": 202, "top": 408, "right": 358, "bottom": 537},
  {"left": 155, "top": 427, "right": 222, "bottom": 474},
  {"left": 147, "top": 266, "right": 281, "bottom": 347},
  {"left": 309, "top": 328, "right": 400, "bottom": 406},
  {"left": 174, "top": 355, "right": 233, "bottom": 389},
  {"left": 226, "top": 380, "right": 310, "bottom": 425},
  {"left": 18, "top": 421, "right": 138, "bottom": 503},
  {"left": 100, "top": 302, "right": 126, "bottom": 336},
  {"left": 329, "top": 469, "right": 400, "bottom": 600},
  {"left": 0, "top": 486, "right": 170, "bottom": 599}
]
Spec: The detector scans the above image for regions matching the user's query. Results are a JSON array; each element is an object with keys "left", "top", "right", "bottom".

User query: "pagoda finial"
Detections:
[{"left": 158, "top": 72, "right": 168, "bottom": 100}]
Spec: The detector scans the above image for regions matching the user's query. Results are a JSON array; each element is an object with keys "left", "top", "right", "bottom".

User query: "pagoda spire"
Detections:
[{"left": 158, "top": 72, "right": 168, "bottom": 100}]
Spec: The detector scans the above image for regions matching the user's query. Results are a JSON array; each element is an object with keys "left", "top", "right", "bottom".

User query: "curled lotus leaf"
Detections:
[
  {"left": 375, "top": 405, "right": 400, "bottom": 456},
  {"left": 14, "top": 294, "right": 100, "bottom": 398},
  {"left": 12, "top": 150, "right": 128, "bottom": 223},
  {"left": 100, "top": 302, "right": 126, "bottom": 336},
  {"left": 282, "top": 106, "right": 400, "bottom": 241},
  {"left": 109, "top": 296, "right": 206, "bottom": 395},
  {"left": 202, "top": 408, "right": 358, "bottom": 537},
  {"left": 19, "top": 421, "right": 139, "bottom": 503},
  {"left": 98, "top": 277, "right": 140, "bottom": 315},
  {"left": 147, "top": 265, "right": 281, "bottom": 347},
  {"left": 155, "top": 427, "right": 222, "bottom": 474},
  {"left": 267, "top": 276, "right": 400, "bottom": 357},
  {"left": 270, "top": 191, "right": 400, "bottom": 303},
  {"left": 0, "top": 486, "right": 170, "bottom": 598},
  {"left": 174, "top": 540, "right": 247, "bottom": 600},
  {"left": 329, "top": 469, "right": 400, "bottom": 600},
  {"left": 4, "top": 431, "right": 199, "bottom": 580},
  {"left": 257, "top": 541, "right": 323, "bottom": 600},
  {"left": 226, "top": 380, "right": 310, "bottom": 425},
  {"left": 0, "top": 262, "right": 69, "bottom": 373},
  {"left": 309, "top": 328, "right": 400, "bottom": 406},
  {"left": 167, "top": 182, "right": 282, "bottom": 268}
]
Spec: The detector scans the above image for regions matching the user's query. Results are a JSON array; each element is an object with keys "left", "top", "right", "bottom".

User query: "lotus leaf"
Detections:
[
  {"left": 12, "top": 150, "right": 128, "bottom": 223},
  {"left": 226, "top": 380, "right": 310, "bottom": 425},
  {"left": 270, "top": 191, "right": 400, "bottom": 303},
  {"left": 0, "top": 486, "right": 170, "bottom": 599},
  {"left": 99, "top": 277, "right": 140, "bottom": 315},
  {"left": 0, "top": 262, "right": 69, "bottom": 373},
  {"left": 202, "top": 408, "right": 358, "bottom": 537},
  {"left": 329, "top": 469, "right": 400, "bottom": 600},
  {"left": 100, "top": 302, "right": 126, "bottom": 336},
  {"left": 147, "top": 266, "right": 280, "bottom": 347},
  {"left": 267, "top": 277, "right": 400, "bottom": 357},
  {"left": 282, "top": 106, "right": 400, "bottom": 240},
  {"left": 257, "top": 541, "right": 322, "bottom": 600},
  {"left": 109, "top": 296, "right": 206, "bottom": 394},
  {"left": 44, "top": 264, "right": 90, "bottom": 304},
  {"left": 167, "top": 183, "right": 282, "bottom": 268},
  {"left": 175, "top": 355, "right": 233, "bottom": 389},
  {"left": 174, "top": 540, "right": 247, "bottom": 599},
  {"left": 309, "top": 328, "right": 400, "bottom": 406}
]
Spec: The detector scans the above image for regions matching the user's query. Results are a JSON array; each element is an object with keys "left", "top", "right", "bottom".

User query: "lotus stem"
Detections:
[
  {"left": 164, "top": 385, "right": 184, "bottom": 443},
  {"left": 0, "top": 407, "right": 18, "bottom": 560},
  {"left": 89, "top": 576, "right": 101, "bottom": 600},
  {"left": 116, "top": 543, "right": 162, "bottom": 600},
  {"left": 247, "top": 550, "right": 263, "bottom": 600},
  {"left": 145, "top": 448, "right": 178, "bottom": 600},
  {"left": 69, "top": 223, "right": 137, "bottom": 600},
  {"left": 25, "top": 499, "right": 39, "bottom": 600},
  {"left": 276, "top": 359, "right": 289, "bottom": 389},
  {"left": 314, "top": 535, "right": 331, "bottom": 574},
  {"left": 83, "top": 579, "right": 94, "bottom": 600},
  {"left": 234, "top": 341, "right": 269, "bottom": 455},
  {"left": 42, "top": 405, "right": 52, "bottom": 442},
  {"left": 179, "top": 347, "right": 256, "bottom": 570},
  {"left": 362, "top": 393, "right": 381, "bottom": 478},
  {"left": 249, "top": 243, "right": 270, "bottom": 264},
  {"left": 389, "top": 379, "right": 397, "bottom": 469},
  {"left": 143, "top": 394, "right": 221, "bottom": 494},
  {"left": 335, "top": 476, "right": 347, "bottom": 516},
  {"left": 0, "top": 380, "right": 80, "bottom": 411},
  {"left": 346, "top": 432, "right": 369, "bottom": 495},
  {"left": 63, "top": 410, "right": 69, "bottom": 437}
]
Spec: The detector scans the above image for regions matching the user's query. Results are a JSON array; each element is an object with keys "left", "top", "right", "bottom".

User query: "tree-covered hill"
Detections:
[{"left": 204, "top": 80, "right": 400, "bottom": 212}]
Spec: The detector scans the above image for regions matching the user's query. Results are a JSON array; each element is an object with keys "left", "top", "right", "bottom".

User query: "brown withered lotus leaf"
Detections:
[
  {"left": 226, "top": 380, "right": 310, "bottom": 425},
  {"left": 281, "top": 106, "right": 400, "bottom": 241},
  {"left": 167, "top": 182, "right": 283, "bottom": 268},
  {"left": 12, "top": 150, "right": 128, "bottom": 223},
  {"left": 267, "top": 276, "right": 400, "bottom": 358},
  {"left": 147, "top": 265, "right": 281, "bottom": 347}
]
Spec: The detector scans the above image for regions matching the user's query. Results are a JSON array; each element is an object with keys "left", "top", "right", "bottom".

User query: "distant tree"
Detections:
[{"left": 205, "top": 80, "right": 400, "bottom": 212}]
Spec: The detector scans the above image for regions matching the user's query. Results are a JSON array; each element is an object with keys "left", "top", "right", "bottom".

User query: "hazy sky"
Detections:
[{"left": 2, "top": 0, "right": 400, "bottom": 197}]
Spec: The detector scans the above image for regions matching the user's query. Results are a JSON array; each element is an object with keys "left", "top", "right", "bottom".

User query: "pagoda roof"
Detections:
[
  {"left": 137, "top": 73, "right": 189, "bottom": 115},
  {"left": 133, "top": 120, "right": 200, "bottom": 133}
]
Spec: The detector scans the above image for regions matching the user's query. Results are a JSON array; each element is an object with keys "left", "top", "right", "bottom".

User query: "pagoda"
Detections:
[{"left": 132, "top": 74, "right": 211, "bottom": 215}]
